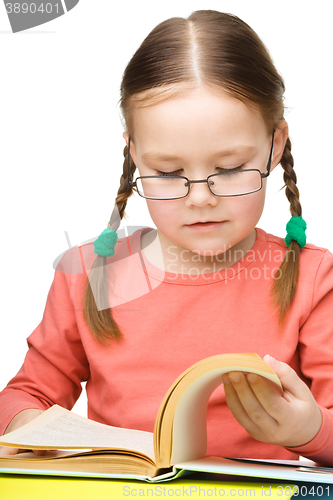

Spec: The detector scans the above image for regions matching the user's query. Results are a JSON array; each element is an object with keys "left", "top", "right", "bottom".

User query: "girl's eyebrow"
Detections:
[{"left": 141, "top": 146, "right": 256, "bottom": 162}]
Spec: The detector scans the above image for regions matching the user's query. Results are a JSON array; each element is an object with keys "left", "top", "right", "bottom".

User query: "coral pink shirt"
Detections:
[{"left": 1, "top": 227, "right": 333, "bottom": 465}]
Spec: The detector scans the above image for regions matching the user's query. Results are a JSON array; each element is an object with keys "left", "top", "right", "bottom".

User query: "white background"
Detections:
[{"left": 0, "top": 1, "right": 332, "bottom": 417}]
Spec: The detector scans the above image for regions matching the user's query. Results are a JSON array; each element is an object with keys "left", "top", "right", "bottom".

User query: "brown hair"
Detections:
[{"left": 83, "top": 10, "right": 302, "bottom": 343}]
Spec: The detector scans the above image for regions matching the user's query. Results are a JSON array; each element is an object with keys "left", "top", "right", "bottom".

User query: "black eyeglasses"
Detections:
[{"left": 127, "top": 131, "right": 275, "bottom": 200}]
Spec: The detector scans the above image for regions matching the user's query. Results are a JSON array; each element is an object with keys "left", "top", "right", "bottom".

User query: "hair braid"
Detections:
[
  {"left": 83, "top": 145, "right": 136, "bottom": 344},
  {"left": 108, "top": 144, "right": 137, "bottom": 229},
  {"left": 281, "top": 138, "right": 302, "bottom": 218},
  {"left": 272, "top": 137, "right": 302, "bottom": 323}
]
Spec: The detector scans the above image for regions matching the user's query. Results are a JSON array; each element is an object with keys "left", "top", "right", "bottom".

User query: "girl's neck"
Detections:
[{"left": 140, "top": 228, "right": 257, "bottom": 275}]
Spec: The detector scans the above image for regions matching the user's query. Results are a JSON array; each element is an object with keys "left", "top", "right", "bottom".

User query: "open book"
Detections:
[{"left": 1, "top": 352, "right": 314, "bottom": 483}]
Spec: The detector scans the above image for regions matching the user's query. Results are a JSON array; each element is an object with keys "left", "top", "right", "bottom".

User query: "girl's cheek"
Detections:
[
  {"left": 229, "top": 190, "right": 266, "bottom": 218},
  {"left": 146, "top": 200, "right": 181, "bottom": 220}
]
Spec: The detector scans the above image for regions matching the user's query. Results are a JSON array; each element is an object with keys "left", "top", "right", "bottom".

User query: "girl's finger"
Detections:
[
  {"left": 33, "top": 449, "right": 47, "bottom": 456},
  {"left": 227, "top": 372, "right": 277, "bottom": 430},
  {"left": 245, "top": 372, "right": 289, "bottom": 419},
  {"left": 264, "top": 355, "right": 312, "bottom": 401},
  {"left": 222, "top": 374, "right": 254, "bottom": 430},
  {"left": 223, "top": 373, "right": 266, "bottom": 433},
  {"left": 0, "top": 446, "right": 20, "bottom": 456}
]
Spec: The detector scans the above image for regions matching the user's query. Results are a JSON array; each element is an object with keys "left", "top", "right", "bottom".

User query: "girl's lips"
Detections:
[{"left": 185, "top": 221, "right": 227, "bottom": 232}]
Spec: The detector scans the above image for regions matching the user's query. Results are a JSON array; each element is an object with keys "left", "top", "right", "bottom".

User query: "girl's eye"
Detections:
[
  {"left": 216, "top": 165, "right": 244, "bottom": 173},
  {"left": 155, "top": 165, "right": 245, "bottom": 177},
  {"left": 156, "top": 169, "right": 183, "bottom": 177}
]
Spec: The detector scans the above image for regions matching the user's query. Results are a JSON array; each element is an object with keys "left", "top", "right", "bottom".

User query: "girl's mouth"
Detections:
[{"left": 185, "top": 221, "right": 227, "bottom": 232}]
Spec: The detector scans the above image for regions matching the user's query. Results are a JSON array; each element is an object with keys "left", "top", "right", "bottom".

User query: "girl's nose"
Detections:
[{"left": 184, "top": 180, "right": 220, "bottom": 208}]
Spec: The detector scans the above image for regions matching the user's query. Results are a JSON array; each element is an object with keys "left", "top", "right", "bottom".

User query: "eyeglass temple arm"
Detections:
[{"left": 261, "top": 129, "right": 275, "bottom": 179}]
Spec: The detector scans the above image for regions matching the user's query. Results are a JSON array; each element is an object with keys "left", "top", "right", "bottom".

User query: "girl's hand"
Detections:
[
  {"left": 0, "top": 408, "right": 45, "bottom": 456},
  {"left": 221, "top": 355, "right": 322, "bottom": 448}
]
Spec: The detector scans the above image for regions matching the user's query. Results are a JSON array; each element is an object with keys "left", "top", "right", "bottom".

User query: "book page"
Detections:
[
  {"left": 170, "top": 367, "right": 227, "bottom": 463},
  {"left": 174, "top": 457, "right": 333, "bottom": 484},
  {"left": 0, "top": 405, "right": 154, "bottom": 460},
  {"left": 170, "top": 358, "right": 281, "bottom": 464}
]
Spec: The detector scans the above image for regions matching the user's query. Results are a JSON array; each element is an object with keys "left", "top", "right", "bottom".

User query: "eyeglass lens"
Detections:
[{"left": 135, "top": 170, "right": 263, "bottom": 199}]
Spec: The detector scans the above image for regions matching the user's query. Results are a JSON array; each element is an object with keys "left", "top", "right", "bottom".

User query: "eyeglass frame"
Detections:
[{"left": 127, "top": 130, "right": 275, "bottom": 200}]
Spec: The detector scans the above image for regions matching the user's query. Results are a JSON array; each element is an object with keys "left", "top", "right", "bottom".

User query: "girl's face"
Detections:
[{"left": 125, "top": 86, "right": 287, "bottom": 269}]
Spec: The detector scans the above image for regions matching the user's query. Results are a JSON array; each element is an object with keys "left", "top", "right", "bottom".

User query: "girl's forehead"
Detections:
[{"left": 131, "top": 86, "right": 266, "bottom": 145}]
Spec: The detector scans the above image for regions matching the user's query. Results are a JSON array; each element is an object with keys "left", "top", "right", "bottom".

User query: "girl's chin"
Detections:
[{"left": 180, "top": 244, "right": 231, "bottom": 258}]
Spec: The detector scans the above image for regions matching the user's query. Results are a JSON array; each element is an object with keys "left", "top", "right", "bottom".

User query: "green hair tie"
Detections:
[
  {"left": 284, "top": 216, "right": 307, "bottom": 248},
  {"left": 94, "top": 228, "right": 118, "bottom": 257}
]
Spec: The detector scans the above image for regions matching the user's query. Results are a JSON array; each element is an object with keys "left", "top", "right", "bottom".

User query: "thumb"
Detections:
[{"left": 263, "top": 354, "right": 310, "bottom": 399}]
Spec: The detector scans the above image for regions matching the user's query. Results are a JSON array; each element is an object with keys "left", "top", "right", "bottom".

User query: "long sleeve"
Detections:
[
  {"left": 284, "top": 249, "right": 333, "bottom": 466},
  {"left": 0, "top": 256, "right": 90, "bottom": 436},
  {"left": 284, "top": 407, "right": 333, "bottom": 466}
]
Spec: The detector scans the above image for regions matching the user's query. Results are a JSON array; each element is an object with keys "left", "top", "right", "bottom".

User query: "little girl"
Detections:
[{"left": 1, "top": 10, "right": 333, "bottom": 466}]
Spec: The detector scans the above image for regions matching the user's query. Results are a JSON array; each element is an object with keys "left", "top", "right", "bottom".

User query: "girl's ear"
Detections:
[
  {"left": 123, "top": 130, "right": 137, "bottom": 165},
  {"left": 270, "top": 120, "right": 289, "bottom": 172},
  {"left": 123, "top": 131, "right": 129, "bottom": 146},
  {"left": 122, "top": 131, "right": 138, "bottom": 166}
]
